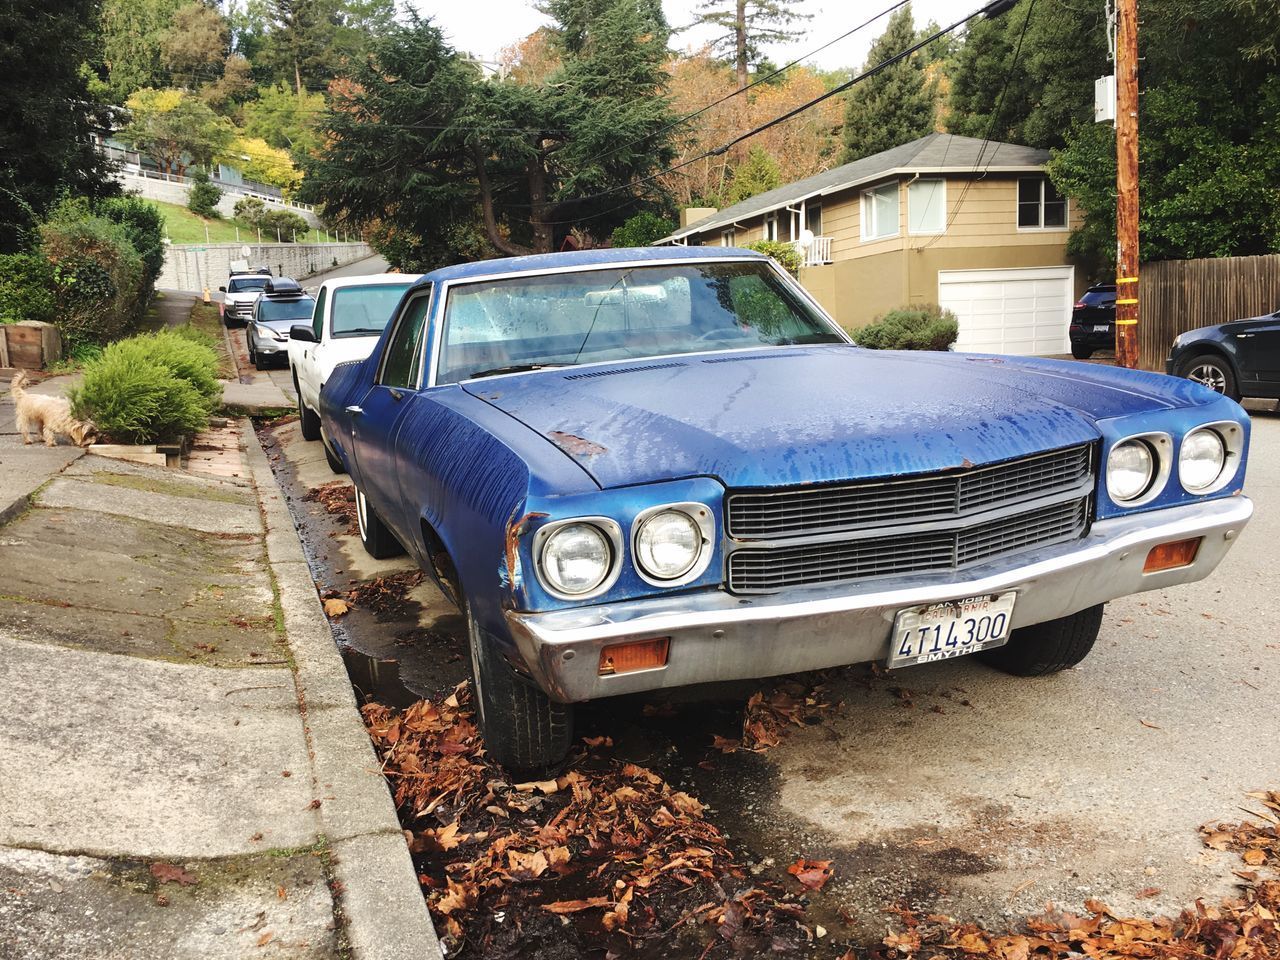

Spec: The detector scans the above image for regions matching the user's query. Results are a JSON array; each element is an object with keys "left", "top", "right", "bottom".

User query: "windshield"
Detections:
[
  {"left": 1079, "top": 288, "right": 1116, "bottom": 306},
  {"left": 331, "top": 283, "right": 412, "bottom": 338},
  {"left": 258, "top": 297, "right": 314, "bottom": 323},
  {"left": 227, "top": 276, "right": 268, "bottom": 294},
  {"left": 436, "top": 261, "right": 843, "bottom": 384}
]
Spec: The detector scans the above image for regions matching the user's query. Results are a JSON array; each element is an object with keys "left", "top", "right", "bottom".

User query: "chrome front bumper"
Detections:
[{"left": 506, "top": 496, "right": 1253, "bottom": 703}]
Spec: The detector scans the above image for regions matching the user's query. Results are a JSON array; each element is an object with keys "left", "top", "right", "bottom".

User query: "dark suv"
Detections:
[{"left": 1068, "top": 284, "right": 1117, "bottom": 359}]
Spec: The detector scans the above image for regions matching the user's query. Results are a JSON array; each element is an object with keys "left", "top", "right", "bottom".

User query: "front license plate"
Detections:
[
  {"left": 887, "top": 593, "right": 1016, "bottom": 668},
  {"left": 1092, "top": 324, "right": 1110, "bottom": 333}
]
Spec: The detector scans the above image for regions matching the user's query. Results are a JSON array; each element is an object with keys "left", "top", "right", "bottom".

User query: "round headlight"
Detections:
[
  {"left": 1107, "top": 439, "right": 1156, "bottom": 502},
  {"left": 1179, "top": 428, "right": 1226, "bottom": 492},
  {"left": 635, "top": 510, "right": 702, "bottom": 581},
  {"left": 540, "top": 523, "right": 612, "bottom": 596}
]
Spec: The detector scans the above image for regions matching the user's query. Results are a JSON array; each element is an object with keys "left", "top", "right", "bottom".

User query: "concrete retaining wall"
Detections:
[
  {"left": 158, "top": 242, "right": 374, "bottom": 291},
  {"left": 117, "top": 172, "right": 322, "bottom": 227}
]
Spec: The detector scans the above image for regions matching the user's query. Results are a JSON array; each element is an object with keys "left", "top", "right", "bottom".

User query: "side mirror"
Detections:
[
  {"left": 290, "top": 324, "right": 318, "bottom": 343},
  {"left": 218, "top": 285, "right": 226, "bottom": 292}
]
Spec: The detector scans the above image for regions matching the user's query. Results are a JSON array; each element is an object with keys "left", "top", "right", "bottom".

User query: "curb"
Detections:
[{"left": 241, "top": 421, "right": 443, "bottom": 960}]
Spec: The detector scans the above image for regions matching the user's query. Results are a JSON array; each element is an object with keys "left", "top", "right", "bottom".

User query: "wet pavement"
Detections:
[{"left": 258, "top": 409, "right": 1280, "bottom": 955}]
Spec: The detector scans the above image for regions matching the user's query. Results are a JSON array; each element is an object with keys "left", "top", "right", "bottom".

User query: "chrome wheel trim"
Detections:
[{"left": 1188, "top": 363, "right": 1227, "bottom": 393}]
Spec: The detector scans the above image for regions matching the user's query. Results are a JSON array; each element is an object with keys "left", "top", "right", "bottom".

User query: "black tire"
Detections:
[
  {"left": 465, "top": 599, "right": 573, "bottom": 772},
  {"left": 355, "top": 487, "right": 403, "bottom": 558},
  {"left": 323, "top": 435, "right": 345, "bottom": 474},
  {"left": 980, "top": 603, "right": 1104, "bottom": 677},
  {"left": 1180, "top": 353, "right": 1240, "bottom": 401},
  {"left": 1071, "top": 344, "right": 1093, "bottom": 360},
  {"left": 297, "top": 387, "right": 321, "bottom": 441}
]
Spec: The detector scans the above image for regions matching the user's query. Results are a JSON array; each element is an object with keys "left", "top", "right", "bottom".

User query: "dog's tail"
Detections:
[{"left": 9, "top": 370, "right": 29, "bottom": 397}]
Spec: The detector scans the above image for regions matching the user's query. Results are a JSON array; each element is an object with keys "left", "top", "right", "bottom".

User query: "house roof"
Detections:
[{"left": 659, "top": 133, "right": 1050, "bottom": 243}]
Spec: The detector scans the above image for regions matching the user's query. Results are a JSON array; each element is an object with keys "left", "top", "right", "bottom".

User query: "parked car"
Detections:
[
  {"left": 1068, "top": 283, "right": 1117, "bottom": 359},
  {"left": 319, "top": 247, "right": 1252, "bottom": 771},
  {"left": 219, "top": 267, "right": 273, "bottom": 327},
  {"left": 247, "top": 277, "right": 315, "bottom": 370},
  {"left": 1167, "top": 308, "right": 1280, "bottom": 401},
  {"left": 287, "top": 273, "right": 422, "bottom": 449}
]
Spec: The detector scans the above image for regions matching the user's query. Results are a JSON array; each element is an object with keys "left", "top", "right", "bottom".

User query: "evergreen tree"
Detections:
[
  {"left": 100, "top": 0, "right": 185, "bottom": 100},
  {"left": 691, "top": 0, "right": 811, "bottom": 89},
  {"left": 726, "top": 147, "right": 782, "bottom": 204},
  {"left": 261, "top": 0, "right": 340, "bottom": 93},
  {"left": 0, "top": 0, "right": 115, "bottom": 250},
  {"left": 841, "top": 5, "right": 934, "bottom": 162}
]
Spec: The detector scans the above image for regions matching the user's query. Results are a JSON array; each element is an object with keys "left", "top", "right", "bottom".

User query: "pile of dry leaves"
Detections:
[
  {"left": 712, "top": 680, "right": 834, "bottom": 754},
  {"left": 878, "top": 791, "right": 1280, "bottom": 960},
  {"left": 362, "top": 685, "right": 815, "bottom": 957},
  {"left": 322, "top": 571, "right": 426, "bottom": 621},
  {"left": 301, "top": 480, "right": 357, "bottom": 536}
]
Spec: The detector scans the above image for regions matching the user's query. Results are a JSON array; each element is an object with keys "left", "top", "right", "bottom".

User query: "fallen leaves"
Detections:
[
  {"left": 301, "top": 480, "right": 358, "bottom": 535},
  {"left": 149, "top": 862, "right": 197, "bottom": 886},
  {"left": 322, "top": 597, "right": 349, "bottom": 618},
  {"left": 787, "top": 858, "right": 834, "bottom": 891},
  {"left": 713, "top": 680, "right": 835, "bottom": 754},
  {"left": 361, "top": 683, "right": 812, "bottom": 954}
]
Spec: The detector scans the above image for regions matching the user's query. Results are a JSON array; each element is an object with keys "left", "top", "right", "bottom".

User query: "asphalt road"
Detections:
[{"left": 263, "top": 405, "right": 1280, "bottom": 948}]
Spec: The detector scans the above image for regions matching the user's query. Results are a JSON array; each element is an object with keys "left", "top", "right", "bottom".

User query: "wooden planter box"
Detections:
[{"left": 1, "top": 322, "right": 62, "bottom": 370}]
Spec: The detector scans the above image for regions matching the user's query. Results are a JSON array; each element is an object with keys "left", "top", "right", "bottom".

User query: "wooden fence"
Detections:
[{"left": 1138, "top": 254, "right": 1280, "bottom": 371}]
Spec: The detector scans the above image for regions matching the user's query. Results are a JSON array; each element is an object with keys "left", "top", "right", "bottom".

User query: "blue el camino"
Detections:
[{"left": 319, "top": 246, "right": 1252, "bottom": 771}]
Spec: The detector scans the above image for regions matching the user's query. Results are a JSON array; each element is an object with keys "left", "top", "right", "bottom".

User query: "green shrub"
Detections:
[
  {"left": 188, "top": 171, "right": 222, "bottom": 218},
  {"left": 851, "top": 304, "right": 959, "bottom": 351},
  {"left": 233, "top": 196, "right": 266, "bottom": 226},
  {"left": 610, "top": 211, "right": 675, "bottom": 248},
  {"left": 70, "top": 330, "right": 222, "bottom": 442},
  {"left": 0, "top": 253, "right": 58, "bottom": 325},
  {"left": 40, "top": 198, "right": 145, "bottom": 345},
  {"left": 744, "top": 239, "right": 802, "bottom": 277},
  {"left": 261, "top": 207, "right": 309, "bottom": 242},
  {"left": 96, "top": 196, "right": 166, "bottom": 293}
]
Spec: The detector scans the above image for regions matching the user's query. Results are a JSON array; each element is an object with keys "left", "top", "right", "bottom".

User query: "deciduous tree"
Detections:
[{"left": 119, "top": 88, "right": 236, "bottom": 175}]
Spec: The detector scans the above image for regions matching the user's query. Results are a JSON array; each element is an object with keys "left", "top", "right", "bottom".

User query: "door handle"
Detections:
[{"left": 345, "top": 405, "right": 364, "bottom": 416}]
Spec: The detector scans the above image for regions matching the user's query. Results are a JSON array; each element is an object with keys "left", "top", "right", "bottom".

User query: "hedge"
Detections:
[{"left": 851, "top": 304, "right": 959, "bottom": 351}]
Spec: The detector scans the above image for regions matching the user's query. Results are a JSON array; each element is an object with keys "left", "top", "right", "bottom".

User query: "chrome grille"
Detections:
[
  {"left": 727, "top": 444, "right": 1093, "bottom": 539},
  {"left": 727, "top": 497, "right": 1090, "bottom": 595}
]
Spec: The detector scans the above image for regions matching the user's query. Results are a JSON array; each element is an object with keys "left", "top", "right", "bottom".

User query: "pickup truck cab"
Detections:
[{"left": 287, "top": 273, "right": 421, "bottom": 443}]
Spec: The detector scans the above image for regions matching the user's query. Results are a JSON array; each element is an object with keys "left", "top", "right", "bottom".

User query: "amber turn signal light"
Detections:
[
  {"left": 1144, "top": 537, "right": 1201, "bottom": 573},
  {"left": 598, "top": 637, "right": 670, "bottom": 676}
]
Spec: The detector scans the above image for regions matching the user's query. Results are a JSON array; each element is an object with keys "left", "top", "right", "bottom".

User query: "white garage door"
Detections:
[{"left": 938, "top": 266, "right": 1074, "bottom": 356}]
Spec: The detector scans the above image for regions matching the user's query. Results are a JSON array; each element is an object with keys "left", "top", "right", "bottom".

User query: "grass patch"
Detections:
[
  {"left": 152, "top": 200, "right": 258, "bottom": 245},
  {"left": 90, "top": 471, "right": 252, "bottom": 505},
  {"left": 186, "top": 300, "right": 236, "bottom": 379}
]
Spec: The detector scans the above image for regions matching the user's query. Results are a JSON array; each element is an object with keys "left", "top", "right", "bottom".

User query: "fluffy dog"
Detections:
[{"left": 9, "top": 371, "right": 97, "bottom": 448}]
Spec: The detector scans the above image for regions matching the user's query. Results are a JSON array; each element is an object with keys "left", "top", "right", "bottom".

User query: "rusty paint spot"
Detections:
[
  {"left": 547, "top": 431, "right": 608, "bottom": 459},
  {"left": 504, "top": 509, "right": 550, "bottom": 588},
  {"left": 960, "top": 458, "right": 975, "bottom": 469}
]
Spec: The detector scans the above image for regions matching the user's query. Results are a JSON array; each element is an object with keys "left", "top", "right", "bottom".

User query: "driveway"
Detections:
[{"left": 258, "top": 408, "right": 1280, "bottom": 953}]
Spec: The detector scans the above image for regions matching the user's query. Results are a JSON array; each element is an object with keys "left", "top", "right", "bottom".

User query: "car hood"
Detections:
[
  {"left": 462, "top": 345, "right": 1212, "bottom": 490},
  {"left": 256, "top": 316, "right": 309, "bottom": 333}
]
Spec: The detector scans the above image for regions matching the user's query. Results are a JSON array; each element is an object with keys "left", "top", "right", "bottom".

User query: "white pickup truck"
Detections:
[{"left": 287, "top": 273, "right": 421, "bottom": 461}]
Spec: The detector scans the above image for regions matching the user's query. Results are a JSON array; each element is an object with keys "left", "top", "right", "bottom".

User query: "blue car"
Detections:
[{"left": 320, "top": 247, "right": 1253, "bottom": 771}]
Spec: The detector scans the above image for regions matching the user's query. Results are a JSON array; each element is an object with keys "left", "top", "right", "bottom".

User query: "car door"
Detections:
[
  {"left": 348, "top": 287, "right": 433, "bottom": 543},
  {"left": 1233, "top": 310, "right": 1280, "bottom": 388}
]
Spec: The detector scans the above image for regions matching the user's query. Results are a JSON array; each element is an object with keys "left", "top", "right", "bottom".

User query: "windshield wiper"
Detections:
[
  {"left": 470, "top": 363, "right": 568, "bottom": 379},
  {"left": 338, "top": 327, "right": 385, "bottom": 334}
]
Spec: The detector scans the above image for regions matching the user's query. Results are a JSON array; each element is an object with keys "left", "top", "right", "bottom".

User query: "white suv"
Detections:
[{"left": 287, "top": 273, "right": 421, "bottom": 452}]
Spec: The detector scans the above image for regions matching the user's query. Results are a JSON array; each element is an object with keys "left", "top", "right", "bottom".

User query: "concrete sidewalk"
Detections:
[{"left": 0, "top": 416, "right": 438, "bottom": 957}]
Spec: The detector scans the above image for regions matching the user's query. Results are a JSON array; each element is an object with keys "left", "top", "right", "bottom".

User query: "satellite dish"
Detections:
[
  {"left": 796, "top": 229, "right": 815, "bottom": 250},
  {"left": 241, "top": 245, "right": 252, "bottom": 258}
]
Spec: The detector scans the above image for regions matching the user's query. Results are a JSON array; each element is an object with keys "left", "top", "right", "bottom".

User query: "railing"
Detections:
[
  {"left": 115, "top": 166, "right": 317, "bottom": 213},
  {"left": 802, "top": 236, "right": 833, "bottom": 267}
]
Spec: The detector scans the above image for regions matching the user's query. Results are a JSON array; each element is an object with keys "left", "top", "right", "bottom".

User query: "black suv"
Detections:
[
  {"left": 1068, "top": 284, "right": 1117, "bottom": 360},
  {"left": 1166, "top": 308, "right": 1280, "bottom": 402}
]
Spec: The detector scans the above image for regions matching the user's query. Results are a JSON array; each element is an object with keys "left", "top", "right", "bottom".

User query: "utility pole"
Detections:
[{"left": 1114, "top": 0, "right": 1140, "bottom": 368}]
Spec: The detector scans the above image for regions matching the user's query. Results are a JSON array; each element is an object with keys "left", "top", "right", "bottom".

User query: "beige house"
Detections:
[{"left": 658, "top": 133, "right": 1087, "bottom": 356}]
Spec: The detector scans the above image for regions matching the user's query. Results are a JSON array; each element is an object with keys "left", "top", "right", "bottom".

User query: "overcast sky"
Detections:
[{"left": 406, "top": 0, "right": 971, "bottom": 72}]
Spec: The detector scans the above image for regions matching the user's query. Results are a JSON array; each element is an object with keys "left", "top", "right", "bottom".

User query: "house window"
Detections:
[
  {"left": 1017, "top": 177, "right": 1068, "bottom": 229},
  {"left": 763, "top": 212, "right": 779, "bottom": 242},
  {"left": 861, "top": 182, "right": 899, "bottom": 241},
  {"left": 908, "top": 178, "right": 946, "bottom": 235},
  {"left": 721, "top": 228, "right": 735, "bottom": 247},
  {"left": 805, "top": 202, "right": 822, "bottom": 237}
]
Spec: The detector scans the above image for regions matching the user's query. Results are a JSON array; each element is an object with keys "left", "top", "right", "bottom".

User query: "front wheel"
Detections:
[
  {"left": 297, "top": 388, "right": 321, "bottom": 441},
  {"left": 466, "top": 599, "right": 573, "bottom": 772},
  {"left": 980, "top": 603, "right": 1103, "bottom": 677},
  {"left": 1181, "top": 353, "right": 1240, "bottom": 401},
  {"left": 355, "top": 487, "right": 403, "bottom": 558}
]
